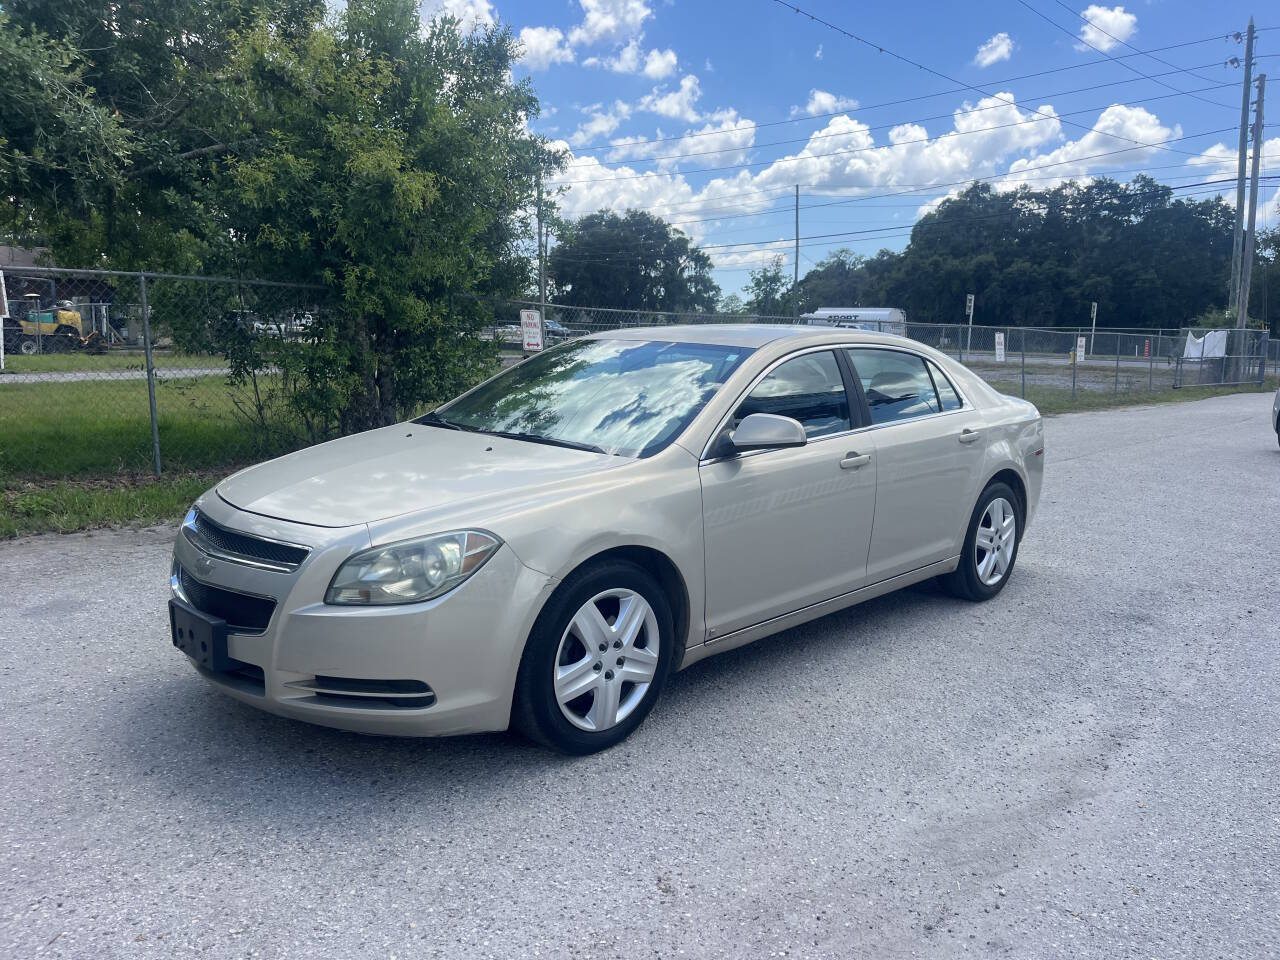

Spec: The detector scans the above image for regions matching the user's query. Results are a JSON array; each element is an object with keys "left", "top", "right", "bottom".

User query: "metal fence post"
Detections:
[
  {"left": 1071, "top": 346, "right": 1077, "bottom": 401},
  {"left": 1113, "top": 349, "right": 1120, "bottom": 394},
  {"left": 1020, "top": 329, "right": 1026, "bottom": 399},
  {"left": 1148, "top": 341, "right": 1154, "bottom": 391},
  {"left": 139, "top": 274, "right": 163, "bottom": 477}
]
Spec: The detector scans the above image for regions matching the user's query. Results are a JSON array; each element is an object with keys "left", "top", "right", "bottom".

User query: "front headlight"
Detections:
[{"left": 324, "top": 530, "right": 501, "bottom": 605}]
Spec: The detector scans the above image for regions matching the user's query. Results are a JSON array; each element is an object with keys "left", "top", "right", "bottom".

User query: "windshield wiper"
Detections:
[
  {"left": 482, "top": 430, "right": 609, "bottom": 455},
  {"left": 416, "top": 411, "right": 475, "bottom": 432}
]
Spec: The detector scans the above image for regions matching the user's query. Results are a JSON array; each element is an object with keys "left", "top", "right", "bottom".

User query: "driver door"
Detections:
[{"left": 699, "top": 350, "right": 877, "bottom": 639}]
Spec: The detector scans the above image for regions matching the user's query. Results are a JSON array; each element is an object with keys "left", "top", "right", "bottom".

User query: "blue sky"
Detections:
[{"left": 424, "top": 1, "right": 1279, "bottom": 296}]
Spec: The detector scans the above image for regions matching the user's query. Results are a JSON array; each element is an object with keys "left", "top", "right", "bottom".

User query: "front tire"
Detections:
[
  {"left": 944, "top": 481, "right": 1022, "bottom": 601},
  {"left": 513, "top": 559, "right": 674, "bottom": 754}
]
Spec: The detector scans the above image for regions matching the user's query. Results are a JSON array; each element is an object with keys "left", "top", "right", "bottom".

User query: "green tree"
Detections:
[
  {"left": 5, "top": 0, "right": 562, "bottom": 432},
  {"left": 744, "top": 256, "right": 791, "bottom": 316},
  {"left": 794, "top": 249, "right": 865, "bottom": 313},
  {"left": 548, "top": 210, "right": 720, "bottom": 312}
]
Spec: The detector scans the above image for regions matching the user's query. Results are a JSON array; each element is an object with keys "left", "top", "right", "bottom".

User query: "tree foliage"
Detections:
[
  {"left": 794, "top": 178, "right": 1240, "bottom": 329},
  {"left": 745, "top": 256, "right": 792, "bottom": 316},
  {"left": 4, "top": 0, "right": 562, "bottom": 432},
  {"left": 548, "top": 210, "right": 719, "bottom": 312}
]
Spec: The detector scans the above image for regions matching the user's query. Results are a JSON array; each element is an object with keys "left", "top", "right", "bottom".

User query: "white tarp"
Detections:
[{"left": 1183, "top": 329, "right": 1227, "bottom": 359}]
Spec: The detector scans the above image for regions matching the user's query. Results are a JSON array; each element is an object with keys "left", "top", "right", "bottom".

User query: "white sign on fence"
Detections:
[
  {"left": 519, "top": 309, "right": 544, "bottom": 351},
  {"left": 1076, "top": 336, "right": 1087, "bottom": 358},
  {"left": 994, "top": 331, "right": 1005, "bottom": 362}
]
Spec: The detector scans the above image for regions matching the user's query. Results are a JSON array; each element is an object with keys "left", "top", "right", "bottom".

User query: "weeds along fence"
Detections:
[{"left": 1, "top": 270, "right": 1275, "bottom": 486}]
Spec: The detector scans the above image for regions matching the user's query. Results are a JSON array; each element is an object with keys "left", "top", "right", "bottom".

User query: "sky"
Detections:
[{"left": 422, "top": 0, "right": 1280, "bottom": 297}]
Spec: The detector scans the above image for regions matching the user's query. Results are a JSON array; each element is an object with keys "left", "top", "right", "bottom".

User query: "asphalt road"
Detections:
[{"left": 2, "top": 393, "right": 1278, "bottom": 959}]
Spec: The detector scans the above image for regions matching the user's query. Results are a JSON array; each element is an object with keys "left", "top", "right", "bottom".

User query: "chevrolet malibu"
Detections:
[{"left": 169, "top": 325, "right": 1044, "bottom": 753}]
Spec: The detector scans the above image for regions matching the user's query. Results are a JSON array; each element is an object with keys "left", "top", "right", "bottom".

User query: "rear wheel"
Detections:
[
  {"left": 513, "top": 559, "right": 674, "bottom": 754},
  {"left": 943, "top": 481, "right": 1021, "bottom": 601},
  {"left": 18, "top": 336, "right": 38, "bottom": 356}
]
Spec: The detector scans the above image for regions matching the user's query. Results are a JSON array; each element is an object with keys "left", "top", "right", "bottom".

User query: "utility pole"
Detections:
[
  {"left": 1238, "top": 73, "right": 1266, "bottom": 371},
  {"left": 536, "top": 176, "right": 546, "bottom": 343},
  {"left": 1228, "top": 19, "right": 1255, "bottom": 319},
  {"left": 793, "top": 185, "right": 800, "bottom": 318}
]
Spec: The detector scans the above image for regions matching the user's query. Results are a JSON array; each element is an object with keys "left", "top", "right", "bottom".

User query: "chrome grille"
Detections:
[{"left": 183, "top": 508, "right": 309, "bottom": 572}]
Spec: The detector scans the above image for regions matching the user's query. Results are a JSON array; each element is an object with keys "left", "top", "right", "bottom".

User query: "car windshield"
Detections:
[{"left": 424, "top": 338, "right": 752, "bottom": 458}]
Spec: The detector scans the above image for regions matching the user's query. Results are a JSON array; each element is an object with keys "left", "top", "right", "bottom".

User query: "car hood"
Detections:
[{"left": 216, "top": 423, "right": 619, "bottom": 527}]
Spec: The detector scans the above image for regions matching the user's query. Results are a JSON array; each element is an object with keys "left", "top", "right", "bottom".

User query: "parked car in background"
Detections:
[{"left": 169, "top": 325, "right": 1043, "bottom": 753}]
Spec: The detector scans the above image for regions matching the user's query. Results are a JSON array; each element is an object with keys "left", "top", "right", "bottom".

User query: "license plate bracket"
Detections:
[{"left": 169, "top": 598, "right": 233, "bottom": 673}]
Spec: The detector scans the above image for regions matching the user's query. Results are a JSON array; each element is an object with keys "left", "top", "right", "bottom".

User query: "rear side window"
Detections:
[
  {"left": 734, "top": 351, "right": 851, "bottom": 438},
  {"left": 928, "top": 361, "right": 963, "bottom": 411},
  {"left": 845, "top": 349, "right": 940, "bottom": 425}
]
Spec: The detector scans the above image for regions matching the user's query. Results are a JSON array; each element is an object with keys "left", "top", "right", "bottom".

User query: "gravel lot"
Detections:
[{"left": 2, "top": 393, "right": 1278, "bottom": 959}]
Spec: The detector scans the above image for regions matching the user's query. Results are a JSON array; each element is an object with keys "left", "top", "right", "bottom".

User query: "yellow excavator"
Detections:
[{"left": 2, "top": 295, "right": 107, "bottom": 354}]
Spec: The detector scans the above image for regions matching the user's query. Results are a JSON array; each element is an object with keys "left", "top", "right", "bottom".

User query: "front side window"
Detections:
[
  {"left": 846, "top": 349, "right": 940, "bottom": 425},
  {"left": 426, "top": 339, "right": 751, "bottom": 458},
  {"left": 733, "top": 351, "right": 851, "bottom": 438}
]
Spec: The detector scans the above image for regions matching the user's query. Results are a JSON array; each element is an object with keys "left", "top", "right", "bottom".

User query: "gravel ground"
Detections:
[{"left": 2, "top": 393, "right": 1278, "bottom": 959}]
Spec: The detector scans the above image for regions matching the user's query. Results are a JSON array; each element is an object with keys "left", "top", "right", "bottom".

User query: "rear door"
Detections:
[
  {"left": 699, "top": 349, "right": 877, "bottom": 639},
  {"left": 845, "top": 348, "right": 986, "bottom": 582}
]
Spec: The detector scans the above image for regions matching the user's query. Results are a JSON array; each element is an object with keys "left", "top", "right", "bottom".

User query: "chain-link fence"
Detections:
[
  {"left": 491, "top": 299, "right": 1277, "bottom": 402},
  {"left": 3, "top": 272, "right": 1276, "bottom": 486},
  {"left": 1, "top": 266, "right": 329, "bottom": 482}
]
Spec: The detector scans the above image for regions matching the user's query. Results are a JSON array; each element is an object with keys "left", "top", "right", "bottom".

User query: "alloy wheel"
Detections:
[
  {"left": 553, "top": 588, "right": 660, "bottom": 732},
  {"left": 974, "top": 496, "right": 1017, "bottom": 587}
]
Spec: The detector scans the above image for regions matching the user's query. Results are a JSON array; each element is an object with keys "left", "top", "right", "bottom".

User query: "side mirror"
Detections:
[{"left": 729, "top": 413, "right": 807, "bottom": 452}]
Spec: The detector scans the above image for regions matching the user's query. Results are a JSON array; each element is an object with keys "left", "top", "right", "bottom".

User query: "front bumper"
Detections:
[{"left": 170, "top": 495, "right": 555, "bottom": 736}]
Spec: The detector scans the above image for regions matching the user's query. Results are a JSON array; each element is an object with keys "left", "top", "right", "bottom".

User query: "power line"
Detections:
[
  {"left": 551, "top": 104, "right": 1234, "bottom": 188},
  {"left": 547, "top": 179, "right": 1261, "bottom": 266},
  {"left": 1050, "top": 0, "right": 1224, "bottom": 87},
  {"left": 1015, "top": 0, "right": 1233, "bottom": 109},
  {"left": 562, "top": 32, "right": 1245, "bottom": 155},
  {"left": 766, "top": 1, "right": 1234, "bottom": 165},
  {"left": 563, "top": 76, "right": 1234, "bottom": 170}
]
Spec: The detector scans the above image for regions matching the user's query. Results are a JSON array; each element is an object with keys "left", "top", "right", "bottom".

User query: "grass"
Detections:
[
  {"left": 0, "top": 350, "right": 225, "bottom": 374},
  {"left": 0, "top": 474, "right": 215, "bottom": 539},
  {"left": 0, "top": 374, "right": 303, "bottom": 479},
  {"left": 985, "top": 378, "right": 1278, "bottom": 415}
]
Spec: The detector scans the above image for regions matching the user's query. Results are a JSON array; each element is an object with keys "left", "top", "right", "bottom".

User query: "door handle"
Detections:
[
  {"left": 958, "top": 428, "right": 982, "bottom": 444},
  {"left": 839, "top": 453, "right": 871, "bottom": 469}
]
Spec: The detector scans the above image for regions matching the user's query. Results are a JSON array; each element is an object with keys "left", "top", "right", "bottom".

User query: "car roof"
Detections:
[{"left": 586, "top": 323, "right": 917, "bottom": 349}]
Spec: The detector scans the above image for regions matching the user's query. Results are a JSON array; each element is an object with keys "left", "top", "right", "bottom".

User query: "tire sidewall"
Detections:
[
  {"left": 959, "top": 481, "right": 1021, "bottom": 600},
  {"left": 515, "top": 560, "right": 675, "bottom": 754}
]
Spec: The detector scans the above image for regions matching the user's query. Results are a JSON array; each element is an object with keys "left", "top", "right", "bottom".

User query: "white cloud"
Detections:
[
  {"left": 584, "top": 38, "right": 642, "bottom": 72},
  {"left": 644, "top": 47, "right": 678, "bottom": 79},
  {"left": 704, "top": 58, "right": 714, "bottom": 72},
  {"left": 638, "top": 74, "right": 702, "bottom": 123},
  {"left": 583, "top": 39, "right": 677, "bottom": 78},
  {"left": 568, "top": 100, "right": 633, "bottom": 147},
  {"left": 419, "top": 0, "right": 494, "bottom": 29},
  {"left": 1075, "top": 5, "right": 1137, "bottom": 52},
  {"left": 608, "top": 109, "right": 756, "bottom": 170},
  {"left": 1004, "top": 104, "right": 1173, "bottom": 186},
  {"left": 973, "top": 33, "right": 1013, "bottom": 68},
  {"left": 814, "top": 44, "right": 823, "bottom": 61},
  {"left": 790, "top": 89, "right": 859, "bottom": 118},
  {"left": 569, "top": 0, "right": 653, "bottom": 47},
  {"left": 520, "top": 26, "right": 574, "bottom": 70},
  {"left": 551, "top": 95, "right": 1211, "bottom": 266}
]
